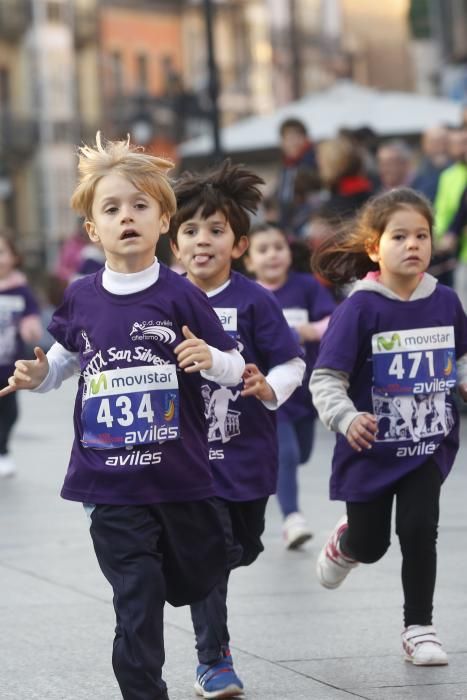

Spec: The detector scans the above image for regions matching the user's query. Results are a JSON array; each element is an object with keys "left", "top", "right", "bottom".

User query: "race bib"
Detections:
[
  {"left": 372, "top": 326, "right": 456, "bottom": 396},
  {"left": 213, "top": 307, "right": 237, "bottom": 337},
  {"left": 81, "top": 365, "right": 179, "bottom": 449},
  {"left": 282, "top": 308, "right": 309, "bottom": 328}
]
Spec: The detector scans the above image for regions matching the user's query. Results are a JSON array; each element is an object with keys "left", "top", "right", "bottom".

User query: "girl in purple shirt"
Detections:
[
  {"left": 0, "top": 232, "right": 42, "bottom": 477},
  {"left": 310, "top": 188, "right": 467, "bottom": 666},
  {"left": 245, "top": 223, "right": 336, "bottom": 548}
]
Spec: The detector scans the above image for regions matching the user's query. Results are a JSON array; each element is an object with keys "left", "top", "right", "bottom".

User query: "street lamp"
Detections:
[{"left": 203, "top": 0, "right": 223, "bottom": 161}]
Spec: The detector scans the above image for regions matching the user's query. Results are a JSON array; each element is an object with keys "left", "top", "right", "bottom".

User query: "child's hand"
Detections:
[
  {"left": 241, "top": 363, "right": 275, "bottom": 402},
  {"left": 346, "top": 413, "right": 378, "bottom": 452},
  {"left": 296, "top": 323, "right": 320, "bottom": 343},
  {"left": 174, "top": 326, "right": 213, "bottom": 373},
  {"left": 0, "top": 347, "right": 49, "bottom": 396},
  {"left": 459, "top": 382, "right": 467, "bottom": 402}
]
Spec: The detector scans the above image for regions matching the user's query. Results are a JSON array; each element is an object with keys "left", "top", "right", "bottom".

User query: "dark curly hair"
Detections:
[{"left": 169, "top": 159, "right": 264, "bottom": 242}]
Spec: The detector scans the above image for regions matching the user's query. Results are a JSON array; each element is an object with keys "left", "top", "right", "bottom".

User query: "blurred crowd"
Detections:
[
  {"left": 42, "top": 117, "right": 467, "bottom": 314},
  {"left": 261, "top": 117, "right": 467, "bottom": 308}
]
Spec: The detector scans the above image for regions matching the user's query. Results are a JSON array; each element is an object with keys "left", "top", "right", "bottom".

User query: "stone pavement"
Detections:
[{"left": 1, "top": 382, "right": 467, "bottom": 700}]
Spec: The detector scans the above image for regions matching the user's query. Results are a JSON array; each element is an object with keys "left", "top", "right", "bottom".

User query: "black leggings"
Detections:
[
  {"left": 0, "top": 392, "right": 18, "bottom": 455},
  {"left": 340, "top": 459, "right": 442, "bottom": 627}
]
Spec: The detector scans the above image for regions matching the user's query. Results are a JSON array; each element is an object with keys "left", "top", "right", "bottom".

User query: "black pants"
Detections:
[
  {"left": 89, "top": 501, "right": 227, "bottom": 700},
  {"left": 0, "top": 392, "right": 18, "bottom": 454},
  {"left": 340, "top": 459, "right": 442, "bottom": 627},
  {"left": 190, "top": 497, "right": 268, "bottom": 666}
]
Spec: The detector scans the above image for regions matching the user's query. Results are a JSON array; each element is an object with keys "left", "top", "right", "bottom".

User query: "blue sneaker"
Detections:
[{"left": 194, "top": 652, "right": 244, "bottom": 698}]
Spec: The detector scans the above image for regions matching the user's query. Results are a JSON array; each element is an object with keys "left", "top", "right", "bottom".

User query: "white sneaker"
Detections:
[
  {"left": 0, "top": 454, "right": 16, "bottom": 478},
  {"left": 316, "top": 515, "right": 358, "bottom": 589},
  {"left": 402, "top": 625, "right": 448, "bottom": 666},
  {"left": 283, "top": 512, "right": 313, "bottom": 550}
]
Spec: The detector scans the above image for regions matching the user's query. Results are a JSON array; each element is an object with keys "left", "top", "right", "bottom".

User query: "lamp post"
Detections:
[{"left": 203, "top": 0, "right": 223, "bottom": 160}]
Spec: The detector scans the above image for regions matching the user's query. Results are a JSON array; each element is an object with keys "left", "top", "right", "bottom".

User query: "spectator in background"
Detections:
[
  {"left": 431, "top": 127, "right": 467, "bottom": 286},
  {"left": 73, "top": 242, "right": 106, "bottom": 280},
  {"left": 317, "top": 136, "right": 374, "bottom": 220},
  {"left": 377, "top": 141, "right": 413, "bottom": 190},
  {"left": 276, "top": 118, "right": 318, "bottom": 233},
  {"left": 53, "top": 222, "right": 87, "bottom": 285},
  {"left": 411, "top": 126, "right": 450, "bottom": 202},
  {"left": 339, "top": 126, "right": 379, "bottom": 186}
]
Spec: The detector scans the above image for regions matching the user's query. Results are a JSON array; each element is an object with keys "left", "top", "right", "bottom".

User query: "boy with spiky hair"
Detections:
[
  {"left": 0, "top": 135, "right": 246, "bottom": 700},
  {"left": 170, "top": 159, "right": 305, "bottom": 698}
]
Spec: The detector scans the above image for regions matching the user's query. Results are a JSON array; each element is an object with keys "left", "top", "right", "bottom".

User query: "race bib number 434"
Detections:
[
  {"left": 81, "top": 365, "right": 179, "bottom": 449},
  {"left": 372, "top": 326, "right": 456, "bottom": 395}
]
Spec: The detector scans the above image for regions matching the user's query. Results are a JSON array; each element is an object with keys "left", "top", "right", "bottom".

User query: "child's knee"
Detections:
[{"left": 345, "top": 535, "right": 390, "bottom": 564}]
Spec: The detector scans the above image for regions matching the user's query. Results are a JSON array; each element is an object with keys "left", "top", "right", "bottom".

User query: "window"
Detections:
[
  {"left": 110, "top": 51, "right": 123, "bottom": 95},
  {"left": 136, "top": 54, "right": 148, "bottom": 91}
]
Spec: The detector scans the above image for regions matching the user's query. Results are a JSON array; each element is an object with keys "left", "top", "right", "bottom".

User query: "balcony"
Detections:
[
  {"left": 0, "top": 110, "right": 38, "bottom": 163},
  {"left": 0, "top": 0, "right": 31, "bottom": 41}
]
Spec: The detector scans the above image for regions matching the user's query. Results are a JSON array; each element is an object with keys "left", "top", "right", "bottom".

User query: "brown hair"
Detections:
[
  {"left": 317, "top": 137, "right": 363, "bottom": 188},
  {"left": 311, "top": 187, "right": 433, "bottom": 285},
  {"left": 70, "top": 132, "right": 176, "bottom": 221},
  {"left": 248, "top": 222, "right": 286, "bottom": 241},
  {"left": 169, "top": 159, "right": 264, "bottom": 243},
  {"left": 279, "top": 118, "right": 308, "bottom": 137}
]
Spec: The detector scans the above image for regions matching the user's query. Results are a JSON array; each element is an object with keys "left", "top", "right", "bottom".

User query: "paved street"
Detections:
[{"left": 1, "top": 382, "right": 467, "bottom": 700}]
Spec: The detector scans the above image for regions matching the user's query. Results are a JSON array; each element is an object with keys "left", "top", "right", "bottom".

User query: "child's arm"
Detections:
[
  {"left": 310, "top": 368, "right": 377, "bottom": 451},
  {"left": 295, "top": 316, "right": 331, "bottom": 344},
  {"left": 19, "top": 315, "right": 43, "bottom": 345},
  {"left": 174, "top": 326, "right": 244, "bottom": 386},
  {"left": 241, "top": 357, "right": 306, "bottom": 406}
]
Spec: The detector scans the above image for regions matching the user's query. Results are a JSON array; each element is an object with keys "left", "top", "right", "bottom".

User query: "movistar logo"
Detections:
[
  {"left": 377, "top": 333, "right": 401, "bottom": 351},
  {"left": 89, "top": 373, "right": 108, "bottom": 395}
]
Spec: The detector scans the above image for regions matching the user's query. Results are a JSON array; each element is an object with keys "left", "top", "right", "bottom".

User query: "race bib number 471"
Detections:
[
  {"left": 372, "top": 326, "right": 456, "bottom": 395},
  {"left": 81, "top": 365, "right": 180, "bottom": 449}
]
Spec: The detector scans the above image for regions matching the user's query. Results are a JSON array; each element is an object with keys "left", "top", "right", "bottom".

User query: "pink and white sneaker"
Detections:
[
  {"left": 316, "top": 515, "right": 358, "bottom": 589},
  {"left": 402, "top": 625, "right": 448, "bottom": 666}
]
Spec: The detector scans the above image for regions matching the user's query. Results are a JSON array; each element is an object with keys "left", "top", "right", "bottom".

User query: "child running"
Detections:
[
  {"left": 0, "top": 231, "right": 42, "bottom": 477},
  {"left": 0, "top": 134, "right": 246, "bottom": 700},
  {"left": 310, "top": 187, "right": 467, "bottom": 666},
  {"left": 244, "top": 223, "right": 336, "bottom": 548},
  {"left": 169, "top": 160, "right": 306, "bottom": 698}
]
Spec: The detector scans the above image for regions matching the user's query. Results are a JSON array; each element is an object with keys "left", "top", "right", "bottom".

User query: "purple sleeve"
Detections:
[
  {"left": 47, "top": 288, "right": 77, "bottom": 351},
  {"left": 175, "top": 286, "right": 237, "bottom": 352},
  {"left": 453, "top": 291, "right": 467, "bottom": 357},
  {"left": 252, "top": 289, "right": 304, "bottom": 367},
  {"left": 314, "top": 297, "right": 365, "bottom": 372}
]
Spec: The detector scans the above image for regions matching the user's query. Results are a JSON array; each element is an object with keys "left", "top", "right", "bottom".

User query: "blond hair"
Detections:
[{"left": 71, "top": 132, "right": 177, "bottom": 221}]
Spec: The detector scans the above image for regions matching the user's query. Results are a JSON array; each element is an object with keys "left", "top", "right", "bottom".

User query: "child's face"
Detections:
[
  {"left": 86, "top": 173, "right": 169, "bottom": 273},
  {"left": 171, "top": 209, "right": 248, "bottom": 292},
  {"left": 245, "top": 229, "right": 291, "bottom": 286},
  {"left": 368, "top": 208, "right": 432, "bottom": 291},
  {"left": 0, "top": 238, "right": 17, "bottom": 279}
]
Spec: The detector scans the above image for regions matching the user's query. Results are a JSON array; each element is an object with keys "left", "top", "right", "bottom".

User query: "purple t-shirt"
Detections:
[
  {"left": 271, "top": 271, "right": 336, "bottom": 421},
  {"left": 0, "top": 285, "right": 40, "bottom": 385},
  {"left": 48, "top": 264, "right": 236, "bottom": 505},
  {"left": 314, "top": 284, "right": 467, "bottom": 502},
  {"left": 202, "top": 272, "right": 303, "bottom": 501}
]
